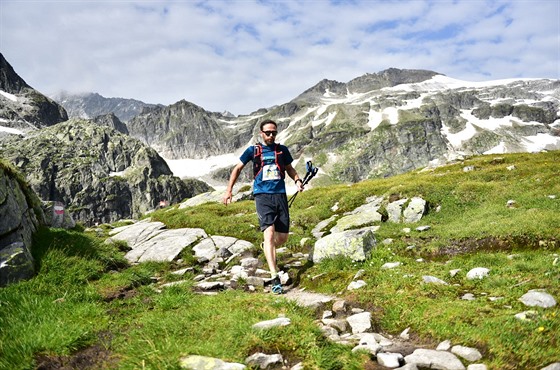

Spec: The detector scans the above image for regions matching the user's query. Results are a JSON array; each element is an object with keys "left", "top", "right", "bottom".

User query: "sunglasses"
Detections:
[{"left": 262, "top": 130, "right": 278, "bottom": 137}]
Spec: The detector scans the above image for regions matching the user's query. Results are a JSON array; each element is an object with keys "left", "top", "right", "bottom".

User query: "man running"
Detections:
[{"left": 223, "top": 119, "right": 304, "bottom": 294}]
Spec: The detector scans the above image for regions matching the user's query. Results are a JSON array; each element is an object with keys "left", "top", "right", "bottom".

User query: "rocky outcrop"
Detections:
[
  {"left": 0, "top": 119, "right": 207, "bottom": 225},
  {"left": 92, "top": 112, "right": 129, "bottom": 134},
  {"left": 126, "top": 100, "right": 254, "bottom": 159},
  {"left": 0, "top": 53, "right": 68, "bottom": 131},
  {"left": 0, "top": 161, "right": 45, "bottom": 286}
]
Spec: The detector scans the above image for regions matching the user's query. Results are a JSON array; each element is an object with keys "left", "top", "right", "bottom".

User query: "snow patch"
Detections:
[
  {"left": 163, "top": 153, "right": 240, "bottom": 179},
  {"left": 0, "top": 125, "right": 24, "bottom": 135},
  {"left": 0, "top": 89, "right": 18, "bottom": 102}
]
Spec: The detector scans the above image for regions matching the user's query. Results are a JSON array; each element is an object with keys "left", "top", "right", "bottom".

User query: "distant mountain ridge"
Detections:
[
  {"left": 2, "top": 51, "right": 559, "bottom": 188},
  {"left": 51, "top": 91, "right": 162, "bottom": 122}
]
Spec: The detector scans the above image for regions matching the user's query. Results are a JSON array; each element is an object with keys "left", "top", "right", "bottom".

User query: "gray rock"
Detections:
[
  {"left": 311, "top": 227, "right": 377, "bottom": 263},
  {"left": 467, "top": 365, "right": 488, "bottom": 370},
  {"left": 451, "top": 345, "right": 482, "bottom": 362},
  {"left": 436, "top": 339, "right": 452, "bottom": 351},
  {"left": 377, "top": 352, "right": 404, "bottom": 368},
  {"left": 42, "top": 201, "right": 75, "bottom": 229},
  {"left": 311, "top": 215, "right": 338, "bottom": 239},
  {"left": 466, "top": 267, "right": 490, "bottom": 280},
  {"left": 179, "top": 355, "right": 246, "bottom": 370},
  {"left": 347, "top": 280, "right": 367, "bottom": 290},
  {"left": 519, "top": 290, "right": 557, "bottom": 308},
  {"left": 284, "top": 290, "right": 335, "bottom": 310},
  {"left": 422, "top": 275, "right": 448, "bottom": 285},
  {"left": 245, "top": 353, "right": 283, "bottom": 369},
  {"left": 0, "top": 165, "right": 44, "bottom": 286},
  {"left": 405, "top": 348, "right": 466, "bottom": 370},
  {"left": 352, "top": 344, "right": 382, "bottom": 355},
  {"left": 387, "top": 198, "right": 408, "bottom": 223},
  {"left": 403, "top": 197, "right": 427, "bottom": 223},
  {"left": 252, "top": 317, "right": 291, "bottom": 330},
  {"left": 125, "top": 227, "right": 208, "bottom": 263},
  {"left": 346, "top": 312, "right": 372, "bottom": 334}
]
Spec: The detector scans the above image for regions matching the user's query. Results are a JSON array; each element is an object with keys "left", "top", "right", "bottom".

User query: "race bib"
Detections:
[{"left": 262, "top": 164, "right": 281, "bottom": 181}]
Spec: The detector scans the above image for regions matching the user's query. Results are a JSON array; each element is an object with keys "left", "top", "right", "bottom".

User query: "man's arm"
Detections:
[
  {"left": 285, "top": 164, "right": 304, "bottom": 192},
  {"left": 223, "top": 161, "right": 246, "bottom": 205}
]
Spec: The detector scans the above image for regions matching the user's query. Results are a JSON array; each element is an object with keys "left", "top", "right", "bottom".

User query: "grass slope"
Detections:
[{"left": 1, "top": 151, "right": 558, "bottom": 369}]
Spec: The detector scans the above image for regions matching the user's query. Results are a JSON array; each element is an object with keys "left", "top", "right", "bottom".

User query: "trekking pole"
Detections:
[{"left": 288, "top": 161, "right": 318, "bottom": 208}]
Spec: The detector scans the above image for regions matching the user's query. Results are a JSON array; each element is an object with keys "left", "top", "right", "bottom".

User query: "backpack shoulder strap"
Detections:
[
  {"left": 253, "top": 143, "right": 263, "bottom": 178},
  {"left": 274, "top": 144, "right": 286, "bottom": 179}
]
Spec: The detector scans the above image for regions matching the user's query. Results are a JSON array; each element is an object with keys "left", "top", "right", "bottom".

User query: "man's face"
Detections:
[{"left": 260, "top": 123, "right": 278, "bottom": 145}]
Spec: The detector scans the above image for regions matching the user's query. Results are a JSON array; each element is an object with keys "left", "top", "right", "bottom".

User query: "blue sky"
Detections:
[{"left": 1, "top": 0, "right": 559, "bottom": 115}]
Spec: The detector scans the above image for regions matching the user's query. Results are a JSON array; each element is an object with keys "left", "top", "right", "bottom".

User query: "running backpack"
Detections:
[{"left": 253, "top": 143, "right": 286, "bottom": 179}]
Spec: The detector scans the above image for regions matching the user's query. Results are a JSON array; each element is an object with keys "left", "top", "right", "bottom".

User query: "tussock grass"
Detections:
[{"left": 1, "top": 151, "right": 559, "bottom": 369}]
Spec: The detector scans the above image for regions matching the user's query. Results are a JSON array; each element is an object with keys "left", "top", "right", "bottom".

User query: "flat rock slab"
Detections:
[
  {"left": 283, "top": 289, "right": 335, "bottom": 310},
  {"left": 124, "top": 227, "right": 208, "bottom": 263}
]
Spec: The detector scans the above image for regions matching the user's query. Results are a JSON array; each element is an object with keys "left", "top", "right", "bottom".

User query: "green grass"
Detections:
[{"left": 1, "top": 150, "right": 559, "bottom": 369}]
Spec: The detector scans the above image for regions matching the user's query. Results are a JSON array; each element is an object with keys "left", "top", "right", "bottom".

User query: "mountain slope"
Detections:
[
  {"left": 0, "top": 53, "right": 68, "bottom": 133},
  {"left": 121, "top": 68, "right": 559, "bottom": 184}
]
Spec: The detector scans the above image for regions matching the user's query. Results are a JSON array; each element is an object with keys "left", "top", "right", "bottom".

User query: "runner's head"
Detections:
[{"left": 260, "top": 119, "right": 278, "bottom": 145}]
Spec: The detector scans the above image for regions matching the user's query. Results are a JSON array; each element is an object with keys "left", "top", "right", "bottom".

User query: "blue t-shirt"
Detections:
[{"left": 240, "top": 143, "right": 293, "bottom": 194}]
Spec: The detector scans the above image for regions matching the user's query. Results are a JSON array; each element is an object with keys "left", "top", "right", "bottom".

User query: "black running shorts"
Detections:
[{"left": 255, "top": 193, "right": 290, "bottom": 233}]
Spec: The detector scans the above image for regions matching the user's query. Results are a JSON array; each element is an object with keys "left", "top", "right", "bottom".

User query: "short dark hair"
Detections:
[{"left": 260, "top": 119, "right": 277, "bottom": 131}]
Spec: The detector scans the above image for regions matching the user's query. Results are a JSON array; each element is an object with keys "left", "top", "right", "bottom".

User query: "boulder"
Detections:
[
  {"left": 311, "top": 227, "right": 377, "bottom": 263},
  {"left": 0, "top": 163, "right": 45, "bottom": 286}
]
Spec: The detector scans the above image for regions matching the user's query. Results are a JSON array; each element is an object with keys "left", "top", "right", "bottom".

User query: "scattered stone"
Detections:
[
  {"left": 245, "top": 353, "right": 283, "bottom": 369},
  {"left": 514, "top": 310, "right": 539, "bottom": 321},
  {"left": 437, "top": 339, "right": 452, "bottom": 351},
  {"left": 451, "top": 345, "right": 482, "bottom": 362},
  {"left": 519, "top": 290, "right": 557, "bottom": 308},
  {"left": 252, "top": 317, "right": 291, "bottom": 330},
  {"left": 179, "top": 355, "right": 246, "bottom": 370},
  {"left": 466, "top": 267, "right": 490, "bottom": 280},
  {"left": 354, "top": 269, "right": 366, "bottom": 280},
  {"left": 506, "top": 199, "right": 517, "bottom": 208},
  {"left": 416, "top": 225, "right": 431, "bottom": 232},
  {"left": 450, "top": 269, "right": 461, "bottom": 277},
  {"left": 422, "top": 275, "right": 448, "bottom": 285},
  {"left": 462, "top": 293, "right": 476, "bottom": 301},
  {"left": 377, "top": 352, "right": 404, "bottom": 368},
  {"left": 467, "top": 364, "right": 488, "bottom": 370},
  {"left": 348, "top": 280, "right": 367, "bottom": 290},
  {"left": 403, "top": 197, "right": 427, "bottom": 223},
  {"left": 382, "top": 262, "right": 402, "bottom": 269},
  {"left": 346, "top": 312, "right": 371, "bottom": 334},
  {"left": 405, "top": 348, "right": 466, "bottom": 370},
  {"left": 400, "top": 327, "right": 410, "bottom": 340}
]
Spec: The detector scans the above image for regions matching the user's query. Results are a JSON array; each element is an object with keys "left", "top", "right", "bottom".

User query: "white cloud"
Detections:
[{"left": 1, "top": 0, "right": 558, "bottom": 115}]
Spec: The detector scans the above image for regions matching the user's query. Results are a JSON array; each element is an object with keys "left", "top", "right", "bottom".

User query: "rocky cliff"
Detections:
[
  {"left": 126, "top": 99, "right": 255, "bottom": 159},
  {"left": 0, "top": 160, "right": 44, "bottom": 286},
  {"left": 0, "top": 53, "right": 68, "bottom": 132},
  {"left": 0, "top": 119, "right": 209, "bottom": 225}
]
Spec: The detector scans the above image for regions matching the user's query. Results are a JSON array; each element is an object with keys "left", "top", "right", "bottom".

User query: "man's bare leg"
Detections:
[{"left": 263, "top": 226, "right": 288, "bottom": 278}]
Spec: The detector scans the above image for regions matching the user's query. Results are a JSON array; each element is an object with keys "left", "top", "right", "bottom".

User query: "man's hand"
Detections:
[
  {"left": 295, "top": 179, "right": 304, "bottom": 192},
  {"left": 223, "top": 190, "right": 233, "bottom": 205}
]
